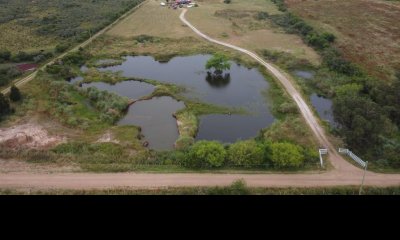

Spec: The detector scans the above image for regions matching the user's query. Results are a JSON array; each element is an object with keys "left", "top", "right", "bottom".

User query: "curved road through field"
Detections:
[
  {"left": 1, "top": 6, "right": 400, "bottom": 190},
  {"left": 180, "top": 9, "right": 356, "bottom": 173}
]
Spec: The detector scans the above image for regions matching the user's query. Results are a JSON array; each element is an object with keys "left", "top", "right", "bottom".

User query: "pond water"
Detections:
[
  {"left": 118, "top": 96, "right": 185, "bottom": 150},
  {"left": 99, "top": 55, "right": 275, "bottom": 143},
  {"left": 310, "top": 93, "right": 336, "bottom": 127},
  {"left": 68, "top": 76, "right": 83, "bottom": 84},
  {"left": 82, "top": 80, "right": 155, "bottom": 100},
  {"left": 294, "top": 70, "right": 314, "bottom": 79}
]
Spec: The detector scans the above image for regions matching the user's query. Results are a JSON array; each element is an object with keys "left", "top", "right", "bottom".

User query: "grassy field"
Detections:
[
  {"left": 186, "top": 0, "right": 320, "bottom": 64},
  {"left": 107, "top": 0, "right": 197, "bottom": 38},
  {"left": 1, "top": 180, "right": 400, "bottom": 195},
  {"left": 0, "top": 0, "right": 144, "bottom": 52},
  {"left": 0, "top": 21, "right": 57, "bottom": 52},
  {"left": 285, "top": 0, "right": 400, "bottom": 80}
]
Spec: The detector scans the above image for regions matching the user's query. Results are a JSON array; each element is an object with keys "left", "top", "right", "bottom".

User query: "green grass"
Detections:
[
  {"left": 0, "top": 0, "right": 144, "bottom": 52},
  {"left": 1, "top": 180, "right": 399, "bottom": 195}
]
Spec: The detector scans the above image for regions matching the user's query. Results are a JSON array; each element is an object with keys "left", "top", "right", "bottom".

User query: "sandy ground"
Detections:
[
  {"left": 0, "top": 159, "right": 80, "bottom": 174},
  {"left": 0, "top": 123, "right": 65, "bottom": 149}
]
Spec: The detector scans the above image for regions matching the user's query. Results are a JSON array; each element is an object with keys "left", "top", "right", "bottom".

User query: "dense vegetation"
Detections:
[
  {"left": 0, "top": 0, "right": 143, "bottom": 40},
  {"left": 267, "top": 0, "right": 400, "bottom": 170},
  {"left": 179, "top": 140, "right": 316, "bottom": 169},
  {"left": 0, "top": 0, "right": 144, "bottom": 86},
  {"left": 0, "top": 93, "right": 12, "bottom": 119}
]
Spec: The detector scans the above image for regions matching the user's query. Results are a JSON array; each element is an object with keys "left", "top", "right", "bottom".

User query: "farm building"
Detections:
[{"left": 16, "top": 63, "right": 38, "bottom": 72}]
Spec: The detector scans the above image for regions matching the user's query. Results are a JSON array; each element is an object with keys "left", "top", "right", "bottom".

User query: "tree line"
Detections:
[{"left": 269, "top": 0, "right": 400, "bottom": 168}]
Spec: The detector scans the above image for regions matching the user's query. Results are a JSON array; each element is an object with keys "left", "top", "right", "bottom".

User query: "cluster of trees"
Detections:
[
  {"left": 0, "top": 86, "right": 21, "bottom": 119},
  {"left": 206, "top": 53, "right": 231, "bottom": 75},
  {"left": 46, "top": 50, "right": 90, "bottom": 81},
  {"left": 269, "top": 13, "right": 335, "bottom": 50},
  {"left": 0, "top": 67, "right": 21, "bottom": 87},
  {"left": 0, "top": 49, "right": 53, "bottom": 87},
  {"left": 179, "top": 140, "right": 317, "bottom": 169},
  {"left": 0, "top": 49, "right": 53, "bottom": 64},
  {"left": 269, "top": 0, "right": 400, "bottom": 168}
]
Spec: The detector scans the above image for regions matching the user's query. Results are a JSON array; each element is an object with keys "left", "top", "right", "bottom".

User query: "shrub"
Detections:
[
  {"left": 255, "top": 12, "right": 269, "bottom": 20},
  {"left": 80, "top": 86, "right": 129, "bottom": 123},
  {"left": 133, "top": 35, "right": 155, "bottom": 43},
  {"left": 9, "top": 85, "right": 21, "bottom": 102},
  {"left": 271, "top": 142, "right": 305, "bottom": 168},
  {"left": 224, "top": 0, "right": 231, "bottom": 4},
  {"left": 175, "top": 136, "right": 195, "bottom": 150},
  {"left": 62, "top": 51, "right": 89, "bottom": 65},
  {"left": 321, "top": 32, "right": 336, "bottom": 43},
  {"left": 306, "top": 33, "right": 329, "bottom": 49},
  {"left": 55, "top": 43, "right": 71, "bottom": 53},
  {"left": 272, "top": 0, "right": 287, "bottom": 12},
  {"left": 185, "top": 141, "right": 227, "bottom": 168},
  {"left": 0, "top": 93, "right": 11, "bottom": 117},
  {"left": 0, "top": 50, "right": 11, "bottom": 62},
  {"left": 227, "top": 140, "right": 265, "bottom": 167}
]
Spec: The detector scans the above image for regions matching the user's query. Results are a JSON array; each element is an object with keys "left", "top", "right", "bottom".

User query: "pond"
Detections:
[
  {"left": 293, "top": 70, "right": 314, "bottom": 79},
  {"left": 310, "top": 93, "right": 337, "bottom": 127},
  {"left": 99, "top": 55, "right": 275, "bottom": 143},
  {"left": 82, "top": 80, "right": 155, "bottom": 100},
  {"left": 118, "top": 96, "right": 185, "bottom": 150}
]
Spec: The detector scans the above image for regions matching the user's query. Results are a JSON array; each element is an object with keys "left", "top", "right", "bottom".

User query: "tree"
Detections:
[
  {"left": 205, "top": 53, "right": 231, "bottom": 75},
  {"left": 9, "top": 85, "right": 21, "bottom": 102},
  {"left": 224, "top": 0, "right": 231, "bottom": 3},
  {"left": 271, "top": 142, "right": 305, "bottom": 168},
  {"left": 185, "top": 141, "right": 227, "bottom": 168},
  {"left": 0, "top": 93, "right": 11, "bottom": 117},
  {"left": 0, "top": 50, "right": 11, "bottom": 62},
  {"left": 333, "top": 85, "right": 392, "bottom": 152},
  {"left": 228, "top": 140, "right": 265, "bottom": 167}
]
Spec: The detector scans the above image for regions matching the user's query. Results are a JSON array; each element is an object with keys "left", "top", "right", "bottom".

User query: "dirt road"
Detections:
[{"left": 1, "top": 171, "right": 400, "bottom": 190}]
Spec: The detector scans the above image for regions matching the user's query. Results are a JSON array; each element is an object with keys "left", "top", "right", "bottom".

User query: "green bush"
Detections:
[
  {"left": 271, "top": 142, "right": 305, "bottom": 168},
  {"left": 0, "top": 50, "right": 11, "bottom": 62},
  {"left": 255, "top": 12, "right": 269, "bottom": 20},
  {"left": 0, "top": 93, "right": 11, "bottom": 118},
  {"left": 0, "top": 67, "right": 22, "bottom": 87},
  {"left": 272, "top": 0, "right": 287, "bottom": 12},
  {"left": 306, "top": 33, "right": 330, "bottom": 49},
  {"left": 9, "top": 85, "right": 21, "bottom": 102},
  {"left": 133, "top": 35, "right": 156, "bottom": 43},
  {"left": 227, "top": 140, "right": 265, "bottom": 167},
  {"left": 185, "top": 141, "right": 227, "bottom": 168},
  {"left": 206, "top": 53, "right": 231, "bottom": 74},
  {"left": 80, "top": 86, "right": 129, "bottom": 123},
  {"left": 55, "top": 43, "right": 71, "bottom": 53},
  {"left": 62, "top": 51, "right": 89, "bottom": 65}
]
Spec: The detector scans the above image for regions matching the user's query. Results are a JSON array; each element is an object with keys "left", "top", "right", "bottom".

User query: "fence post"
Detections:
[{"left": 359, "top": 161, "right": 368, "bottom": 195}]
